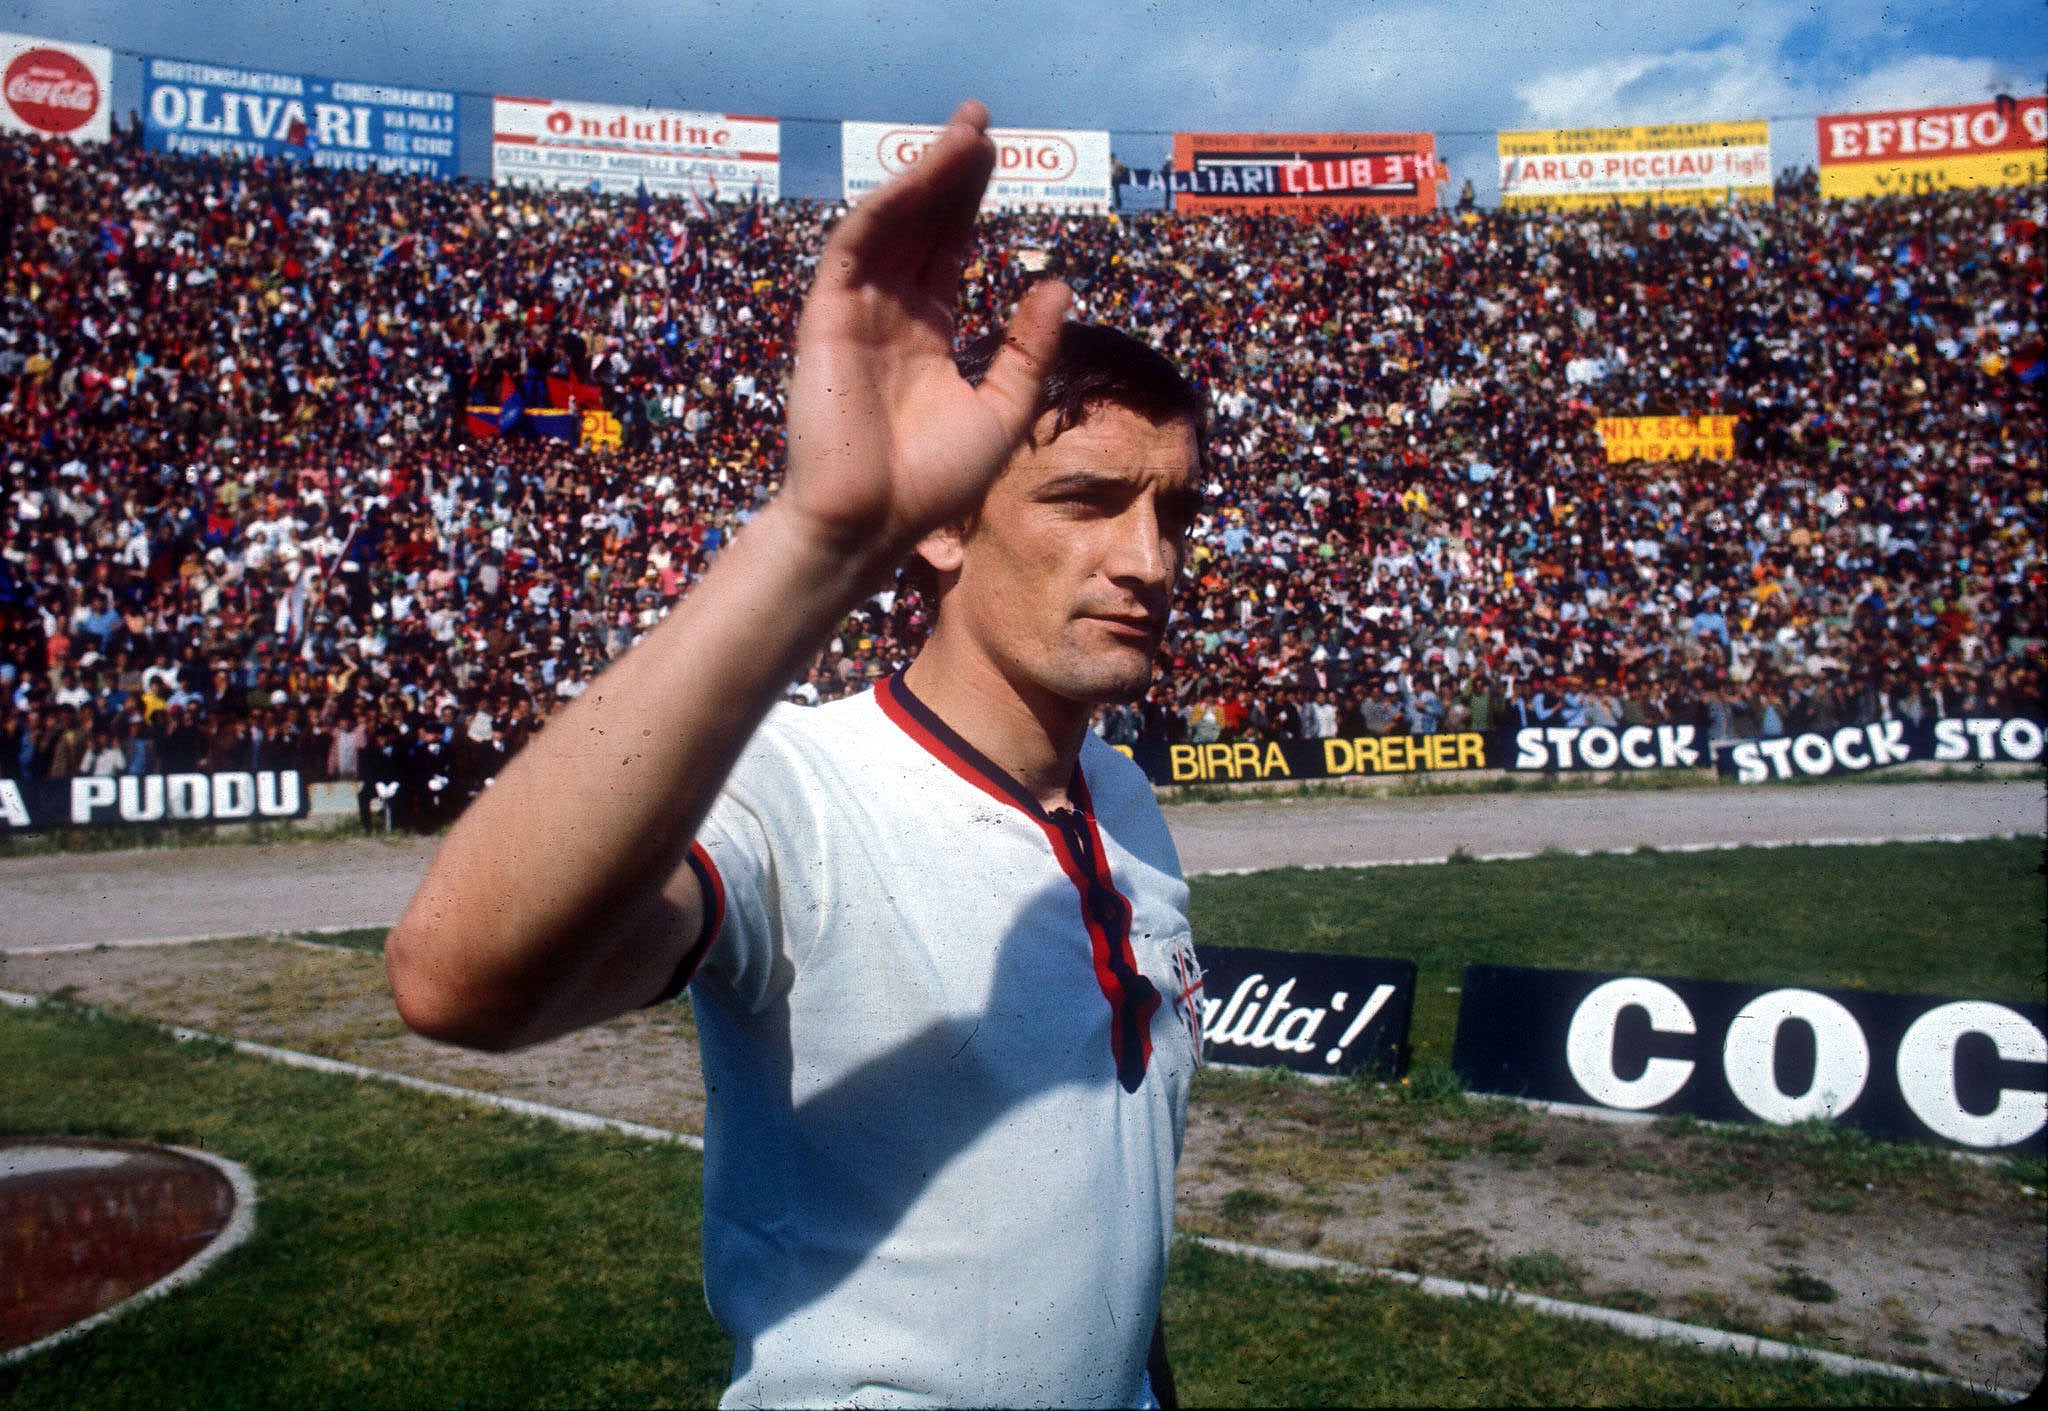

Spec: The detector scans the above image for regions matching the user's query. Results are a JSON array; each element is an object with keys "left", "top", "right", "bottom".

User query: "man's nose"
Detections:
[{"left": 1105, "top": 498, "right": 1172, "bottom": 590}]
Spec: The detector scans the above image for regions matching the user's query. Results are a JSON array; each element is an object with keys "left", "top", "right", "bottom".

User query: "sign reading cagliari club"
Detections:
[
  {"left": 0, "top": 30, "right": 111, "bottom": 144},
  {"left": 842, "top": 120, "right": 1112, "bottom": 212},
  {"left": 1499, "top": 120, "right": 1772, "bottom": 209},
  {"left": 1817, "top": 97, "right": 2047, "bottom": 199},
  {"left": 1169, "top": 130, "right": 1443, "bottom": 216}
]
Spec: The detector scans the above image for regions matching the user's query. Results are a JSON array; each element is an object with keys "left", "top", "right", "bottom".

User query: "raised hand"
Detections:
[{"left": 781, "top": 99, "right": 1071, "bottom": 564}]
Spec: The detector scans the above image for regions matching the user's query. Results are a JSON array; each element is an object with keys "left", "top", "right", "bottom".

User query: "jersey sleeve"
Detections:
[{"left": 663, "top": 712, "right": 810, "bottom": 1015}]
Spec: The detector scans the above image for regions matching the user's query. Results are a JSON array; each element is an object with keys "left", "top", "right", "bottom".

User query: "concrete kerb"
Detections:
[
  {"left": 3, "top": 988, "right": 2021, "bottom": 1398},
  {"left": 1192, "top": 1236, "right": 2030, "bottom": 1404},
  {"left": 0, "top": 988, "right": 703, "bottom": 1153}
]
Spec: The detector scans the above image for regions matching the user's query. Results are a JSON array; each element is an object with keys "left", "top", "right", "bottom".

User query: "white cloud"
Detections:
[{"left": 1833, "top": 54, "right": 2022, "bottom": 113}]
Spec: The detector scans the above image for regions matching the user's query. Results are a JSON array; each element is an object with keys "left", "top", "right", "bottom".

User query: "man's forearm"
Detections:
[{"left": 386, "top": 500, "right": 896, "bottom": 1049}]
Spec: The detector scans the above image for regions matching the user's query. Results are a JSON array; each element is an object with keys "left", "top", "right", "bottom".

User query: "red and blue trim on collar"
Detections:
[{"left": 877, "top": 671, "right": 1161, "bottom": 1093}]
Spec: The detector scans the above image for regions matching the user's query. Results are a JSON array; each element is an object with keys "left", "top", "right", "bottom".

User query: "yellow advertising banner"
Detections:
[
  {"left": 1817, "top": 98, "right": 2048, "bottom": 199},
  {"left": 1597, "top": 415, "right": 1738, "bottom": 463},
  {"left": 1499, "top": 121, "right": 1772, "bottom": 210},
  {"left": 580, "top": 409, "right": 622, "bottom": 450}
]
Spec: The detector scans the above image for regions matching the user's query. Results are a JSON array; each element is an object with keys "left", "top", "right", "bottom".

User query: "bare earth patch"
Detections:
[{"left": 2, "top": 935, "right": 2039, "bottom": 1394}]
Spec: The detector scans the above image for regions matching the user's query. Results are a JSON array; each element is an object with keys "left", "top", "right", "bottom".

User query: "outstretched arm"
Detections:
[{"left": 386, "top": 101, "right": 1070, "bottom": 1051}]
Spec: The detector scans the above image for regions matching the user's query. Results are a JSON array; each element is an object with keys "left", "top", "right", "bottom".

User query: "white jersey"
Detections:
[{"left": 681, "top": 673, "right": 1202, "bottom": 1409}]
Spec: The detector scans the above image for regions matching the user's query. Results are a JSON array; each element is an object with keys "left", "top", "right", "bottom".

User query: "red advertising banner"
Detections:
[
  {"left": 1817, "top": 97, "right": 2047, "bottom": 198},
  {"left": 1171, "top": 131, "right": 1442, "bottom": 216}
]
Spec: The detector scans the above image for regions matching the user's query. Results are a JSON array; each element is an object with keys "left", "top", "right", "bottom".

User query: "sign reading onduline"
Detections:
[
  {"left": 144, "top": 58, "right": 457, "bottom": 177},
  {"left": 1499, "top": 121, "right": 1772, "bottom": 209},
  {"left": 0, "top": 770, "right": 309, "bottom": 831},
  {"left": 1196, "top": 945, "right": 1416, "bottom": 1079},
  {"left": 1, "top": 30, "right": 111, "bottom": 144},
  {"left": 1818, "top": 97, "right": 2048, "bottom": 199},
  {"left": 1453, "top": 964, "right": 2046, "bottom": 1153},
  {"left": 841, "top": 121, "right": 1111, "bottom": 212},
  {"left": 1170, "top": 131, "right": 1442, "bottom": 216},
  {"left": 1596, "top": 415, "right": 1739, "bottom": 463},
  {"left": 495, "top": 96, "right": 779, "bottom": 200}
]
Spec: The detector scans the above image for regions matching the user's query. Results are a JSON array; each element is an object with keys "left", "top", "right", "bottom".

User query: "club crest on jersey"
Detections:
[{"left": 1167, "top": 935, "right": 1205, "bottom": 1065}]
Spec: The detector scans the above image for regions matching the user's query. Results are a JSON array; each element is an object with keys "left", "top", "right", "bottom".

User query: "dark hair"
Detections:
[
  {"left": 953, "top": 320, "right": 1207, "bottom": 454},
  {"left": 900, "top": 321, "right": 1206, "bottom": 607}
]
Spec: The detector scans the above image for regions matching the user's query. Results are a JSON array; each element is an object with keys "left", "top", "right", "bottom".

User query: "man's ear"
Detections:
[{"left": 913, "top": 523, "right": 968, "bottom": 577}]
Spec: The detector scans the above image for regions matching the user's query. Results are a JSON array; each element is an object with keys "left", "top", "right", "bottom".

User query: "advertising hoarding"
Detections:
[
  {"left": 0, "top": 30, "right": 111, "bottom": 144},
  {"left": 496, "top": 96, "right": 779, "bottom": 200},
  {"left": 1499, "top": 120, "right": 1771, "bottom": 209},
  {"left": 1170, "top": 130, "right": 1442, "bottom": 216},
  {"left": 1817, "top": 97, "right": 2047, "bottom": 199},
  {"left": 144, "top": 57, "right": 457, "bottom": 177},
  {"left": 842, "top": 120, "right": 1111, "bottom": 212}
]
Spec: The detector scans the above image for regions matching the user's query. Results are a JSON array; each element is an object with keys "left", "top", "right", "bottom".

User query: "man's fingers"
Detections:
[
  {"left": 821, "top": 101, "right": 993, "bottom": 290},
  {"left": 974, "top": 280, "right": 1072, "bottom": 437}
]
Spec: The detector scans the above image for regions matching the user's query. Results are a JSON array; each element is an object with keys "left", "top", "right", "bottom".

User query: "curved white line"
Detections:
[{"left": 0, "top": 1146, "right": 259, "bottom": 1367}]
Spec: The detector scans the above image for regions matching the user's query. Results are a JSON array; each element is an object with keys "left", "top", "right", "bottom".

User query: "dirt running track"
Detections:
[{"left": 1, "top": 777, "right": 2040, "bottom": 951}]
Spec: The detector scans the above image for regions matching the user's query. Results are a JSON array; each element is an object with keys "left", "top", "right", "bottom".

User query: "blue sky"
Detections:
[{"left": 6, "top": 0, "right": 2043, "bottom": 201}]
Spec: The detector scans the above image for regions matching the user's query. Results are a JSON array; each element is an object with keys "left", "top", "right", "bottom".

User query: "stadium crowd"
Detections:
[{"left": 0, "top": 128, "right": 2041, "bottom": 826}]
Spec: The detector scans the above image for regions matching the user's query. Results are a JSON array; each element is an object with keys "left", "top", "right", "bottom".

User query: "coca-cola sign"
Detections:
[
  {"left": 0, "top": 32, "right": 109, "bottom": 143},
  {"left": 5, "top": 48, "right": 96, "bottom": 133}
]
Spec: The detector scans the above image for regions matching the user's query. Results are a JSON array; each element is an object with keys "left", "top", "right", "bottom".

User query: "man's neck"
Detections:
[{"left": 901, "top": 640, "right": 1091, "bottom": 813}]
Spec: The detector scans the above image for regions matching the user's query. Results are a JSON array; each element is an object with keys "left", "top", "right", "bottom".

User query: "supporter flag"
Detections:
[
  {"left": 2012, "top": 339, "right": 2044, "bottom": 385},
  {"left": 496, "top": 379, "right": 526, "bottom": 435},
  {"left": 1728, "top": 245, "right": 1751, "bottom": 273}
]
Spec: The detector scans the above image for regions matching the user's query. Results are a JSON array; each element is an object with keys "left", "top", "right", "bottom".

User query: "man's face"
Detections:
[{"left": 928, "top": 403, "right": 1201, "bottom": 709}]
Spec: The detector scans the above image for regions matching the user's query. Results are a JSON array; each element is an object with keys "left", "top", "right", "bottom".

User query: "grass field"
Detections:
[
  {"left": 0, "top": 1003, "right": 2000, "bottom": 1408},
  {"left": 1187, "top": 837, "right": 2045, "bottom": 1061},
  {"left": 2, "top": 837, "right": 2039, "bottom": 1404}
]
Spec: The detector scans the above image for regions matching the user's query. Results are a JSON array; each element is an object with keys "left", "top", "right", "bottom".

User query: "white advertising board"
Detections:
[
  {"left": 494, "top": 96, "right": 779, "bottom": 199},
  {"left": 842, "top": 120, "right": 1111, "bottom": 212}
]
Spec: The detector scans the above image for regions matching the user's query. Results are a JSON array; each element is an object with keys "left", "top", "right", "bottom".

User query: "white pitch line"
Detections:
[
  {"left": 0, "top": 1146, "right": 260, "bottom": 1368},
  {"left": 1185, "top": 829, "right": 2033, "bottom": 876},
  {"left": 1192, "top": 1236, "right": 2029, "bottom": 1403},
  {"left": 0, "top": 989, "right": 703, "bottom": 1152}
]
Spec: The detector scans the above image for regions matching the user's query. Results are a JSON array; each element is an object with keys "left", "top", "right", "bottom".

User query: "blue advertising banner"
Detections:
[{"left": 143, "top": 57, "right": 457, "bottom": 178}]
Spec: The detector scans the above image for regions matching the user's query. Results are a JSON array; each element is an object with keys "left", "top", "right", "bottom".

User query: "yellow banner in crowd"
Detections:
[{"left": 1597, "top": 415, "right": 1737, "bottom": 463}]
